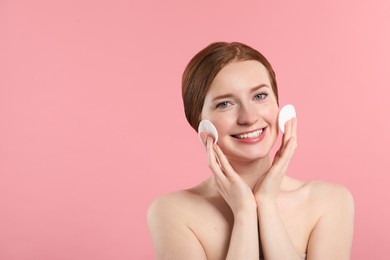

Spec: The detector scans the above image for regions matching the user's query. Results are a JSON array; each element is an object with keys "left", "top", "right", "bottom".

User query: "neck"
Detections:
[{"left": 228, "top": 156, "right": 272, "bottom": 190}]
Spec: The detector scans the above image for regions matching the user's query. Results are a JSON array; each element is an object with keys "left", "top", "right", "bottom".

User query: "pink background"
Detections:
[{"left": 1, "top": 0, "right": 389, "bottom": 259}]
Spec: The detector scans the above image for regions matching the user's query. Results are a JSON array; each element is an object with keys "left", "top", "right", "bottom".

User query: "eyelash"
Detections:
[
  {"left": 216, "top": 101, "right": 231, "bottom": 109},
  {"left": 254, "top": 93, "right": 268, "bottom": 100},
  {"left": 215, "top": 93, "right": 268, "bottom": 109}
]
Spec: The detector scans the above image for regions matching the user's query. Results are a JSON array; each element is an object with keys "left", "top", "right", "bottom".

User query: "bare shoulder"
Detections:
[
  {"left": 147, "top": 188, "right": 205, "bottom": 225},
  {"left": 148, "top": 191, "right": 191, "bottom": 219},
  {"left": 305, "top": 180, "right": 355, "bottom": 214},
  {"left": 147, "top": 188, "right": 210, "bottom": 259},
  {"left": 282, "top": 177, "right": 354, "bottom": 211},
  {"left": 306, "top": 180, "right": 354, "bottom": 202}
]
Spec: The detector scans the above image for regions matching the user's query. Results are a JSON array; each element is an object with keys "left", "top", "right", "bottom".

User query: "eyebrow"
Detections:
[{"left": 212, "top": 84, "right": 270, "bottom": 102}]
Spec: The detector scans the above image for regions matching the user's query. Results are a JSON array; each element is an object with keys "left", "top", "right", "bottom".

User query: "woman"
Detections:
[{"left": 148, "top": 42, "right": 354, "bottom": 259}]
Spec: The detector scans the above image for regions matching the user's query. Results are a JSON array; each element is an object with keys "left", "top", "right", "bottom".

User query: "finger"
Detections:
[
  {"left": 207, "top": 137, "right": 221, "bottom": 169},
  {"left": 282, "top": 118, "right": 293, "bottom": 147},
  {"left": 292, "top": 117, "right": 297, "bottom": 145},
  {"left": 273, "top": 148, "right": 282, "bottom": 164},
  {"left": 281, "top": 137, "right": 296, "bottom": 172},
  {"left": 211, "top": 141, "right": 223, "bottom": 169},
  {"left": 206, "top": 137, "right": 227, "bottom": 182},
  {"left": 274, "top": 119, "right": 294, "bottom": 167},
  {"left": 283, "top": 118, "right": 297, "bottom": 155},
  {"left": 213, "top": 144, "right": 237, "bottom": 179},
  {"left": 199, "top": 132, "right": 207, "bottom": 146},
  {"left": 273, "top": 137, "right": 296, "bottom": 173}
]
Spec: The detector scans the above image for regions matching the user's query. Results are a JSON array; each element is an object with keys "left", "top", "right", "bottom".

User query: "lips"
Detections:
[{"left": 232, "top": 128, "right": 266, "bottom": 139}]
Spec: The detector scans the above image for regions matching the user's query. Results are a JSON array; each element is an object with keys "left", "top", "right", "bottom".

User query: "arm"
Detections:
[
  {"left": 306, "top": 184, "right": 355, "bottom": 259},
  {"left": 147, "top": 194, "right": 259, "bottom": 260},
  {"left": 255, "top": 118, "right": 354, "bottom": 259},
  {"left": 207, "top": 137, "right": 260, "bottom": 260},
  {"left": 226, "top": 206, "right": 259, "bottom": 259},
  {"left": 148, "top": 135, "right": 261, "bottom": 260},
  {"left": 254, "top": 118, "right": 302, "bottom": 259},
  {"left": 257, "top": 200, "right": 302, "bottom": 260}
]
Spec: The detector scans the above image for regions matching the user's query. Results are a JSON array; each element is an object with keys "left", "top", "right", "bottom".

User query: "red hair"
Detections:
[{"left": 182, "top": 42, "right": 279, "bottom": 131}]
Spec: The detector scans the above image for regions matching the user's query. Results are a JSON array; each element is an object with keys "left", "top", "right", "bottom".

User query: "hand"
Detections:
[
  {"left": 200, "top": 133, "right": 257, "bottom": 215},
  {"left": 253, "top": 117, "right": 298, "bottom": 204}
]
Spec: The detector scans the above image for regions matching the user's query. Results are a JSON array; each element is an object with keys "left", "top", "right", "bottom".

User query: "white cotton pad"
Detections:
[
  {"left": 278, "top": 104, "right": 296, "bottom": 133},
  {"left": 198, "top": 120, "right": 218, "bottom": 144}
]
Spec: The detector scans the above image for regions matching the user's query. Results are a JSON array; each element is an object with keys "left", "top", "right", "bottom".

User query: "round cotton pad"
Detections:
[
  {"left": 278, "top": 104, "right": 296, "bottom": 133},
  {"left": 198, "top": 120, "right": 218, "bottom": 144}
]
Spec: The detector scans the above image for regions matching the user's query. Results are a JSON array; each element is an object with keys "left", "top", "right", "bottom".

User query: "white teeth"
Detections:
[{"left": 236, "top": 129, "right": 263, "bottom": 139}]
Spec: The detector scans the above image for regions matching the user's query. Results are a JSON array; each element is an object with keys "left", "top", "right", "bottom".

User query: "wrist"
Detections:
[
  {"left": 255, "top": 196, "right": 277, "bottom": 209},
  {"left": 233, "top": 201, "right": 257, "bottom": 218},
  {"left": 233, "top": 205, "right": 258, "bottom": 222}
]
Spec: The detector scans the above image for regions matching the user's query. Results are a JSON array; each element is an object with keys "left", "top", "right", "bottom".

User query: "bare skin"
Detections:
[
  {"left": 148, "top": 60, "right": 354, "bottom": 260},
  {"left": 148, "top": 176, "right": 352, "bottom": 259}
]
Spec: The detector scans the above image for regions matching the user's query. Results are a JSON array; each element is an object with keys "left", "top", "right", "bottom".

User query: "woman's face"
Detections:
[{"left": 201, "top": 60, "right": 279, "bottom": 163}]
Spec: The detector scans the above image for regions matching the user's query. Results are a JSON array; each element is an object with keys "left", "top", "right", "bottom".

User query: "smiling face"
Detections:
[{"left": 201, "top": 60, "right": 279, "bottom": 163}]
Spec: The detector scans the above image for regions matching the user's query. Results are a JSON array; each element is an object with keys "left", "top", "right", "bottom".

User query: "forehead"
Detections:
[{"left": 208, "top": 60, "right": 271, "bottom": 95}]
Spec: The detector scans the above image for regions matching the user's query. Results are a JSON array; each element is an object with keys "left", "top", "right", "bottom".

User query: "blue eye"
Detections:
[
  {"left": 216, "top": 101, "right": 231, "bottom": 109},
  {"left": 254, "top": 93, "right": 267, "bottom": 100}
]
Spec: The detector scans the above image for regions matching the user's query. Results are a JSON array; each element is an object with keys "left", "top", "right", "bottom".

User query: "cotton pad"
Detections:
[
  {"left": 198, "top": 120, "right": 218, "bottom": 144},
  {"left": 278, "top": 104, "right": 296, "bottom": 133}
]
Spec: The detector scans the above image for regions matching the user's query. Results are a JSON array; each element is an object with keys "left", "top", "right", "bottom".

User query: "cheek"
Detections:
[
  {"left": 211, "top": 116, "right": 232, "bottom": 137},
  {"left": 260, "top": 103, "right": 279, "bottom": 123}
]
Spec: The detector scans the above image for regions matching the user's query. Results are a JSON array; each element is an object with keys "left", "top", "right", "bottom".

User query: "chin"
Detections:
[
  {"left": 225, "top": 154, "right": 268, "bottom": 165},
  {"left": 220, "top": 144, "right": 271, "bottom": 163}
]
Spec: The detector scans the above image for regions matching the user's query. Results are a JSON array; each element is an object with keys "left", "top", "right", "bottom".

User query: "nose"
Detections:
[{"left": 237, "top": 103, "right": 258, "bottom": 125}]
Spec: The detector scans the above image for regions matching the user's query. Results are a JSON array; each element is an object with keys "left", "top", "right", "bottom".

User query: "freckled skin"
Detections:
[
  {"left": 148, "top": 60, "right": 354, "bottom": 260},
  {"left": 201, "top": 60, "right": 279, "bottom": 163}
]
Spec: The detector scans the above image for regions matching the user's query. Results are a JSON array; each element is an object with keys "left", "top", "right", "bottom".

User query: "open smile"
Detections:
[
  {"left": 232, "top": 128, "right": 264, "bottom": 139},
  {"left": 231, "top": 127, "right": 267, "bottom": 143}
]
